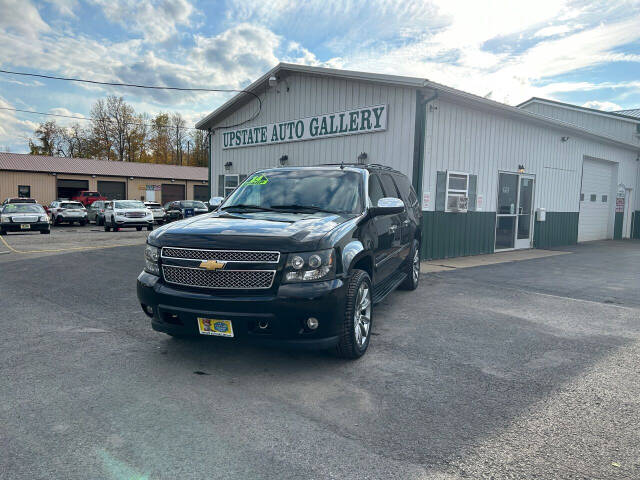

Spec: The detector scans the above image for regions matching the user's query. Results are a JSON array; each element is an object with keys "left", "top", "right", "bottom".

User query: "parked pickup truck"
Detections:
[
  {"left": 71, "top": 191, "right": 107, "bottom": 207},
  {"left": 137, "top": 164, "right": 422, "bottom": 358}
]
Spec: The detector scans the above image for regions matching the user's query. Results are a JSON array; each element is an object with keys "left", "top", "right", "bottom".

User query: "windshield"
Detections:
[
  {"left": 60, "top": 202, "right": 84, "bottom": 209},
  {"left": 180, "top": 201, "right": 207, "bottom": 209},
  {"left": 222, "top": 169, "right": 363, "bottom": 214},
  {"left": 84, "top": 192, "right": 100, "bottom": 197},
  {"left": 114, "top": 201, "right": 145, "bottom": 209},
  {"left": 2, "top": 204, "right": 45, "bottom": 214},
  {"left": 146, "top": 203, "right": 161, "bottom": 208}
]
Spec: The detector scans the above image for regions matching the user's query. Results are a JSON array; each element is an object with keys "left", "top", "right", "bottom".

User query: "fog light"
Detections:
[{"left": 306, "top": 317, "right": 319, "bottom": 330}]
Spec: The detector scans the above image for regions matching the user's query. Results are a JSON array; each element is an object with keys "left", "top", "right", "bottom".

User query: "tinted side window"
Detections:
[
  {"left": 368, "top": 174, "right": 385, "bottom": 206},
  {"left": 379, "top": 174, "right": 401, "bottom": 200},
  {"left": 394, "top": 174, "right": 418, "bottom": 207}
]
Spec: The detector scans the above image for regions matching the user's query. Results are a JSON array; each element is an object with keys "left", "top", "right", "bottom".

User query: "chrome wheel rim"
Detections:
[
  {"left": 354, "top": 283, "right": 371, "bottom": 347},
  {"left": 412, "top": 248, "right": 420, "bottom": 284}
]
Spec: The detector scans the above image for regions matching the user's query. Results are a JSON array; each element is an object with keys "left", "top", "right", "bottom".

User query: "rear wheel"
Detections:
[
  {"left": 335, "top": 269, "right": 372, "bottom": 359},
  {"left": 399, "top": 239, "right": 420, "bottom": 291}
]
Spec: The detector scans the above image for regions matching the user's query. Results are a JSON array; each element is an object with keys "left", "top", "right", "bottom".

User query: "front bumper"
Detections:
[
  {"left": 114, "top": 217, "right": 154, "bottom": 227},
  {"left": 1, "top": 221, "right": 50, "bottom": 232},
  {"left": 137, "top": 271, "right": 347, "bottom": 350}
]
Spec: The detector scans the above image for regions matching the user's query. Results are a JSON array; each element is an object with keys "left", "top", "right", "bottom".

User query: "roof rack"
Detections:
[{"left": 320, "top": 163, "right": 399, "bottom": 172}]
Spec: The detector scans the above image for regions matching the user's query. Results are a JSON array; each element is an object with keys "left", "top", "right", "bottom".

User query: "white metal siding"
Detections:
[
  {"left": 578, "top": 158, "right": 615, "bottom": 241},
  {"left": 209, "top": 73, "right": 417, "bottom": 182},
  {"left": 422, "top": 97, "right": 639, "bottom": 215},
  {"left": 520, "top": 102, "right": 640, "bottom": 147}
]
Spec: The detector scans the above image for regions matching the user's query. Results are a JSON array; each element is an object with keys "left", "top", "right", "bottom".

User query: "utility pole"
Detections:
[
  {"left": 187, "top": 141, "right": 190, "bottom": 166},
  {"left": 176, "top": 124, "right": 180, "bottom": 165}
]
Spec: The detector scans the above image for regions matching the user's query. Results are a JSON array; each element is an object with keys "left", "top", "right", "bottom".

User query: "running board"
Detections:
[{"left": 372, "top": 270, "right": 407, "bottom": 304}]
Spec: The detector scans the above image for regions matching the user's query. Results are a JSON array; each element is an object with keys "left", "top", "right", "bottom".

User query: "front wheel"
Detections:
[
  {"left": 335, "top": 269, "right": 372, "bottom": 359},
  {"left": 0, "top": 228, "right": 5, "bottom": 236},
  {"left": 399, "top": 239, "right": 420, "bottom": 291},
  {"left": 40, "top": 229, "right": 50, "bottom": 235}
]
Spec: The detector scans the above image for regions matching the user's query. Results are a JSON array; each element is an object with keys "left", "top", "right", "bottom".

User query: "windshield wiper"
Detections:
[
  {"left": 270, "top": 204, "right": 343, "bottom": 214},
  {"left": 219, "top": 204, "right": 278, "bottom": 212}
]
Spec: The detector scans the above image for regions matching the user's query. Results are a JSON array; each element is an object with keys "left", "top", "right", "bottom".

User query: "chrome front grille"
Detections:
[
  {"left": 126, "top": 212, "right": 145, "bottom": 218},
  {"left": 11, "top": 216, "right": 38, "bottom": 223},
  {"left": 161, "top": 247, "right": 280, "bottom": 263},
  {"left": 162, "top": 265, "right": 275, "bottom": 289}
]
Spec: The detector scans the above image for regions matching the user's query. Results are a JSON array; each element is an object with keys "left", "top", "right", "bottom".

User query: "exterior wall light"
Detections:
[
  {"left": 129, "top": 176, "right": 134, "bottom": 180},
  {"left": 268, "top": 75, "right": 278, "bottom": 88},
  {"left": 91, "top": 174, "right": 96, "bottom": 178},
  {"left": 170, "top": 178, "right": 175, "bottom": 183},
  {"left": 279, "top": 155, "right": 288, "bottom": 166},
  {"left": 518, "top": 164, "right": 525, "bottom": 173},
  {"left": 561, "top": 136, "right": 570, "bottom": 142},
  {"left": 224, "top": 161, "right": 233, "bottom": 171},
  {"left": 357, "top": 152, "right": 368, "bottom": 164}
]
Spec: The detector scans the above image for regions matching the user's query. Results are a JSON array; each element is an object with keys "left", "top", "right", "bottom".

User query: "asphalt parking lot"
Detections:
[{"left": 1, "top": 231, "right": 639, "bottom": 479}]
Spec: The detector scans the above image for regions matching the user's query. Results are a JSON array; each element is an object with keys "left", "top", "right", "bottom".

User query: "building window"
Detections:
[
  {"left": 18, "top": 185, "right": 31, "bottom": 198},
  {"left": 224, "top": 175, "right": 239, "bottom": 197},
  {"left": 590, "top": 194, "right": 597, "bottom": 202},
  {"left": 580, "top": 193, "right": 584, "bottom": 201},
  {"left": 445, "top": 171, "right": 469, "bottom": 212},
  {"left": 601, "top": 195, "right": 608, "bottom": 203}
]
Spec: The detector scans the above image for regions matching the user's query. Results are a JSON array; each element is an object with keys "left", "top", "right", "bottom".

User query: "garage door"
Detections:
[
  {"left": 161, "top": 184, "right": 185, "bottom": 205},
  {"left": 57, "top": 179, "right": 89, "bottom": 200},
  {"left": 578, "top": 158, "right": 614, "bottom": 242},
  {"left": 97, "top": 181, "right": 126, "bottom": 200},
  {"left": 193, "top": 185, "right": 209, "bottom": 201}
]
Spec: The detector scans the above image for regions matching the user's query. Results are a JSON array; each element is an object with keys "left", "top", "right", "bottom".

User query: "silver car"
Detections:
[
  {"left": 50, "top": 201, "right": 88, "bottom": 226},
  {"left": 144, "top": 202, "right": 167, "bottom": 224}
]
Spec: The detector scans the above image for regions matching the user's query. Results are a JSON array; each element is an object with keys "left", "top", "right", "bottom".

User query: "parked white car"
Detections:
[
  {"left": 103, "top": 200, "right": 154, "bottom": 232},
  {"left": 49, "top": 201, "right": 88, "bottom": 226},
  {"left": 144, "top": 202, "right": 166, "bottom": 224}
]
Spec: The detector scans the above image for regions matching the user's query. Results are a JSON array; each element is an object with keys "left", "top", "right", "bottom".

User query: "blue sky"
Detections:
[{"left": 1, "top": 0, "right": 639, "bottom": 152}]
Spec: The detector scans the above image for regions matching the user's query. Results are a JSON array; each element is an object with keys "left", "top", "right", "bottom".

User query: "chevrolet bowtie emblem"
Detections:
[{"left": 199, "top": 260, "right": 226, "bottom": 271}]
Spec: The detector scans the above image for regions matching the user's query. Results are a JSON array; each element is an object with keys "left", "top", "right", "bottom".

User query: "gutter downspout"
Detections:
[
  {"left": 411, "top": 88, "right": 438, "bottom": 200},
  {"left": 207, "top": 128, "right": 213, "bottom": 199}
]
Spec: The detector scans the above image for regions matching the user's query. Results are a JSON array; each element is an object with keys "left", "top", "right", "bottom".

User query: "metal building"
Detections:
[
  {"left": 0, "top": 153, "right": 209, "bottom": 205},
  {"left": 196, "top": 63, "right": 640, "bottom": 260}
]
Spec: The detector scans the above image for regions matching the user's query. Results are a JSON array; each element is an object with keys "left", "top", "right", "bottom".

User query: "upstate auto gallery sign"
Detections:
[{"left": 221, "top": 104, "right": 387, "bottom": 149}]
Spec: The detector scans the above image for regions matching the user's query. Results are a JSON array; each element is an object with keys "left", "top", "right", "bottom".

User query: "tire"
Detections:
[
  {"left": 80, "top": 220, "right": 87, "bottom": 226},
  {"left": 399, "top": 239, "right": 420, "bottom": 291},
  {"left": 136, "top": 226, "right": 142, "bottom": 231},
  {"left": 147, "top": 225, "right": 154, "bottom": 231},
  {"left": 104, "top": 217, "right": 111, "bottom": 232},
  {"left": 54, "top": 216, "right": 61, "bottom": 226},
  {"left": 335, "top": 269, "right": 373, "bottom": 359},
  {"left": 40, "top": 229, "right": 50, "bottom": 235},
  {"left": 0, "top": 228, "right": 5, "bottom": 236}
]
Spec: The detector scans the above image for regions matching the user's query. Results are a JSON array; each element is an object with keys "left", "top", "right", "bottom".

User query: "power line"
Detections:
[
  {"left": 0, "top": 69, "right": 262, "bottom": 128},
  {"left": 0, "top": 106, "right": 199, "bottom": 130}
]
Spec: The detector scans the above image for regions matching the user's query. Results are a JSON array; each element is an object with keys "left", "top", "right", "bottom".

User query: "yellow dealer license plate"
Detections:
[
  {"left": 197, "top": 318, "right": 234, "bottom": 337},
  {"left": 20, "top": 224, "right": 31, "bottom": 229}
]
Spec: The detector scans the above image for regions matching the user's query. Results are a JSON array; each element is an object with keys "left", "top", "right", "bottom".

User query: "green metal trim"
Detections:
[
  {"left": 420, "top": 211, "right": 496, "bottom": 260},
  {"left": 633, "top": 211, "right": 640, "bottom": 239},
  {"left": 533, "top": 212, "right": 579, "bottom": 248},
  {"left": 614, "top": 211, "right": 624, "bottom": 240},
  {"left": 411, "top": 91, "right": 426, "bottom": 197},
  {"left": 207, "top": 129, "right": 213, "bottom": 199}
]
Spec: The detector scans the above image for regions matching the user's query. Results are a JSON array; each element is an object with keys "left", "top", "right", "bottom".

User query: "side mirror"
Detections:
[
  {"left": 371, "top": 197, "right": 404, "bottom": 216},
  {"left": 208, "top": 196, "right": 224, "bottom": 211}
]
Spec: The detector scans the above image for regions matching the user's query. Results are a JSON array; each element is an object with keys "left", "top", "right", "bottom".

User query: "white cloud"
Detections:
[
  {"left": 534, "top": 24, "right": 579, "bottom": 38},
  {"left": 0, "top": 97, "right": 39, "bottom": 151},
  {"left": 582, "top": 100, "right": 622, "bottom": 111},
  {"left": 0, "top": 0, "right": 50, "bottom": 39},
  {"left": 91, "top": 0, "right": 195, "bottom": 42},
  {"left": 44, "top": 0, "right": 78, "bottom": 17}
]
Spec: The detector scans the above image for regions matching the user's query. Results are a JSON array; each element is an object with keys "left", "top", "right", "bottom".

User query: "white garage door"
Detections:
[{"left": 578, "top": 158, "right": 614, "bottom": 242}]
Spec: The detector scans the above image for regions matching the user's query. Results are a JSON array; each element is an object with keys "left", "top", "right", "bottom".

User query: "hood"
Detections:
[{"left": 149, "top": 211, "right": 354, "bottom": 252}]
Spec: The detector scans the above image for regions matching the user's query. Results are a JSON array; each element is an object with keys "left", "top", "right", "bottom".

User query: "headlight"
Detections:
[
  {"left": 116, "top": 211, "right": 127, "bottom": 216},
  {"left": 144, "top": 245, "right": 160, "bottom": 276},
  {"left": 0, "top": 215, "right": 11, "bottom": 223},
  {"left": 284, "top": 249, "right": 335, "bottom": 283},
  {"left": 39, "top": 215, "right": 48, "bottom": 222}
]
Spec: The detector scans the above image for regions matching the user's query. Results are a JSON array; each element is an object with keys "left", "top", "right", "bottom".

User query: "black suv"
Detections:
[{"left": 137, "top": 165, "right": 421, "bottom": 358}]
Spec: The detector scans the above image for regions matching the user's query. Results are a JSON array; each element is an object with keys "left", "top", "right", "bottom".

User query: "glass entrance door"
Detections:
[{"left": 495, "top": 173, "right": 535, "bottom": 250}]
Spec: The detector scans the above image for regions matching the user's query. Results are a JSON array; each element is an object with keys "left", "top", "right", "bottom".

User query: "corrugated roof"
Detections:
[
  {"left": 0, "top": 153, "right": 208, "bottom": 180},
  {"left": 615, "top": 108, "right": 640, "bottom": 118},
  {"left": 196, "top": 63, "right": 640, "bottom": 152},
  {"left": 517, "top": 97, "right": 640, "bottom": 123}
]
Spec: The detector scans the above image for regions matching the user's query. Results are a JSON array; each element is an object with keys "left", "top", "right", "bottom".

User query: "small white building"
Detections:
[{"left": 196, "top": 63, "right": 640, "bottom": 260}]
